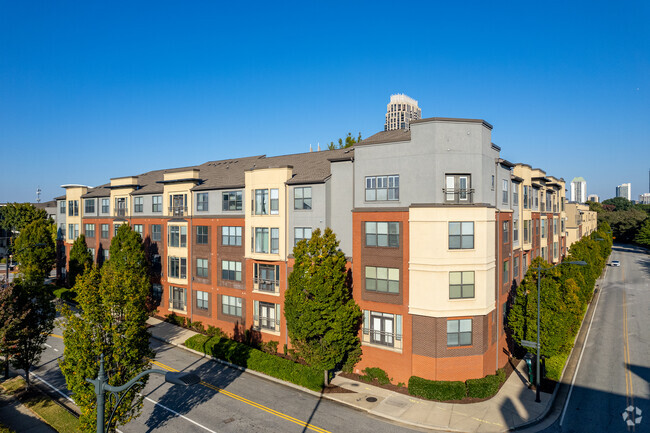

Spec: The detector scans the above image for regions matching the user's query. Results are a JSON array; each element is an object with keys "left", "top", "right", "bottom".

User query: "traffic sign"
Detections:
[{"left": 521, "top": 340, "right": 538, "bottom": 349}]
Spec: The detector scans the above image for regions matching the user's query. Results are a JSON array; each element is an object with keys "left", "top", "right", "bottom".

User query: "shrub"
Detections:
[
  {"left": 466, "top": 374, "right": 501, "bottom": 398},
  {"left": 496, "top": 367, "right": 506, "bottom": 384},
  {"left": 408, "top": 376, "right": 466, "bottom": 401},
  {"left": 206, "top": 325, "right": 225, "bottom": 338},
  {"left": 361, "top": 367, "right": 391, "bottom": 385},
  {"left": 185, "top": 335, "right": 324, "bottom": 391},
  {"left": 262, "top": 340, "right": 279, "bottom": 354},
  {"left": 545, "top": 353, "right": 568, "bottom": 381},
  {"left": 164, "top": 312, "right": 185, "bottom": 327},
  {"left": 191, "top": 321, "right": 205, "bottom": 333}
]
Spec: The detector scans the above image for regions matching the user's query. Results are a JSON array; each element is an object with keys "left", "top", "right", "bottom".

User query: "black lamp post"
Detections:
[
  {"left": 87, "top": 354, "right": 200, "bottom": 433},
  {"left": 533, "top": 260, "right": 587, "bottom": 403}
]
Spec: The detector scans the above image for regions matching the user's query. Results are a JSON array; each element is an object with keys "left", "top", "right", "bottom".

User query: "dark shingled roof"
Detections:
[
  {"left": 356, "top": 129, "right": 411, "bottom": 146},
  {"left": 82, "top": 184, "right": 111, "bottom": 198},
  {"left": 192, "top": 155, "right": 265, "bottom": 191}
]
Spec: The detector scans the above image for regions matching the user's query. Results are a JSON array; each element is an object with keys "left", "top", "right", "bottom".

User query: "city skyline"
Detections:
[{"left": 1, "top": 1, "right": 649, "bottom": 203}]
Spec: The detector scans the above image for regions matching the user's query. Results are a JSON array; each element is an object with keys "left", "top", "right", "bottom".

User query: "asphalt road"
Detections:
[
  {"left": 540, "top": 245, "right": 650, "bottom": 432},
  {"left": 34, "top": 328, "right": 421, "bottom": 433}
]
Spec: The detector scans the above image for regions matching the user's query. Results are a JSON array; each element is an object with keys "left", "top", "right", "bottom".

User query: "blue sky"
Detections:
[{"left": 1, "top": 1, "right": 649, "bottom": 203}]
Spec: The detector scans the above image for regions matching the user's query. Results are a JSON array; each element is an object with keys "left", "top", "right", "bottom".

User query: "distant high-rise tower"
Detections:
[
  {"left": 570, "top": 177, "right": 587, "bottom": 203},
  {"left": 384, "top": 94, "right": 421, "bottom": 131},
  {"left": 616, "top": 183, "right": 632, "bottom": 200},
  {"left": 587, "top": 194, "right": 599, "bottom": 203}
]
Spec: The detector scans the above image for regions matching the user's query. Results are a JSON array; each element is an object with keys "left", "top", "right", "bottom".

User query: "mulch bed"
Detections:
[{"left": 337, "top": 357, "right": 526, "bottom": 404}]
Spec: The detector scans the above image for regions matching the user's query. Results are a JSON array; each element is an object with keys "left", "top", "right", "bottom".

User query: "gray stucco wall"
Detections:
[
  {"left": 354, "top": 120, "right": 499, "bottom": 209},
  {"left": 288, "top": 183, "right": 327, "bottom": 253},
  {"left": 329, "top": 160, "right": 354, "bottom": 256},
  {"left": 192, "top": 189, "right": 246, "bottom": 217}
]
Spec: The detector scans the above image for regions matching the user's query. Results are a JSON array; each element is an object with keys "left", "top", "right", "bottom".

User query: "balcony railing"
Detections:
[
  {"left": 442, "top": 188, "right": 475, "bottom": 204},
  {"left": 168, "top": 206, "right": 187, "bottom": 217},
  {"left": 254, "top": 277, "right": 278, "bottom": 293},
  {"left": 114, "top": 208, "right": 126, "bottom": 217}
]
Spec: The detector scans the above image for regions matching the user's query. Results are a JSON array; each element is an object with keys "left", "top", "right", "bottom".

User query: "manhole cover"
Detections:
[{"left": 366, "top": 397, "right": 378, "bottom": 402}]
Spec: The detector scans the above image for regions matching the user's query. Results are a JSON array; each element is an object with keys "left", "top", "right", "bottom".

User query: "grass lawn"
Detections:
[{"left": 0, "top": 376, "right": 79, "bottom": 433}]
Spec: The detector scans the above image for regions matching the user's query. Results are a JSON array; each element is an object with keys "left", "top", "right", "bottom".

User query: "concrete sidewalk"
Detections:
[{"left": 146, "top": 317, "right": 553, "bottom": 432}]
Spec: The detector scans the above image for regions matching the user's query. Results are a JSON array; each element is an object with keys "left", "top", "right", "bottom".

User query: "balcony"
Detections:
[
  {"left": 442, "top": 188, "right": 475, "bottom": 204},
  {"left": 254, "top": 277, "right": 278, "bottom": 293},
  {"left": 114, "top": 208, "right": 126, "bottom": 217},
  {"left": 168, "top": 206, "right": 187, "bottom": 217}
]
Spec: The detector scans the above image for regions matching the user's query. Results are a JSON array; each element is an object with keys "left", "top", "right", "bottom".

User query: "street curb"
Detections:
[
  {"left": 509, "top": 264, "right": 608, "bottom": 431},
  {"left": 148, "top": 334, "right": 326, "bottom": 400}
]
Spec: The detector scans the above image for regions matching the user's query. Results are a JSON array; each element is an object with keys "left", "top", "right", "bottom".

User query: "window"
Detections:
[
  {"left": 503, "top": 221, "right": 509, "bottom": 243},
  {"left": 222, "top": 226, "right": 242, "bottom": 246},
  {"left": 151, "top": 224, "right": 161, "bottom": 242},
  {"left": 222, "top": 295, "right": 242, "bottom": 317},
  {"left": 68, "top": 200, "right": 79, "bottom": 216},
  {"left": 447, "top": 319, "right": 472, "bottom": 346},
  {"left": 365, "top": 266, "right": 399, "bottom": 294},
  {"left": 523, "top": 186, "right": 529, "bottom": 209},
  {"left": 449, "top": 222, "right": 474, "bottom": 249},
  {"left": 170, "top": 286, "right": 186, "bottom": 311},
  {"left": 445, "top": 175, "right": 471, "bottom": 202},
  {"left": 503, "top": 261, "right": 509, "bottom": 284},
  {"left": 513, "top": 184, "right": 519, "bottom": 205},
  {"left": 534, "top": 189, "right": 539, "bottom": 209},
  {"left": 255, "top": 189, "right": 269, "bottom": 215},
  {"left": 101, "top": 198, "right": 110, "bottom": 214},
  {"left": 68, "top": 224, "right": 74, "bottom": 240},
  {"left": 196, "top": 193, "right": 209, "bottom": 212},
  {"left": 133, "top": 224, "right": 143, "bottom": 236},
  {"left": 255, "top": 228, "right": 269, "bottom": 253},
  {"left": 222, "top": 191, "right": 242, "bottom": 211},
  {"left": 152, "top": 196, "right": 162, "bottom": 213},
  {"left": 502, "top": 180, "right": 509, "bottom": 204},
  {"left": 114, "top": 224, "right": 121, "bottom": 236},
  {"left": 367, "top": 311, "right": 400, "bottom": 347},
  {"left": 59, "top": 223, "right": 65, "bottom": 239},
  {"left": 255, "top": 263, "right": 279, "bottom": 292},
  {"left": 59, "top": 201, "right": 66, "bottom": 214},
  {"left": 256, "top": 301, "right": 278, "bottom": 331},
  {"left": 513, "top": 256, "right": 520, "bottom": 279},
  {"left": 270, "top": 189, "right": 279, "bottom": 215},
  {"left": 553, "top": 218, "right": 558, "bottom": 235},
  {"left": 114, "top": 197, "right": 127, "bottom": 216},
  {"left": 85, "top": 224, "right": 95, "bottom": 238},
  {"left": 221, "top": 260, "right": 242, "bottom": 281},
  {"left": 541, "top": 247, "right": 547, "bottom": 260},
  {"left": 132, "top": 197, "right": 142, "bottom": 213},
  {"left": 74, "top": 224, "right": 79, "bottom": 239},
  {"left": 561, "top": 219, "right": 565, "bottom": 233},
  {"left": 365, "top": 222, "right": 399, "bottom": 247},
  {"left": 152, "top": 284, "right": 163, "bottom": 304},
  {"left": 196, "top": 226, "right": 209, "bottom": 245},
  {"left": 168, "top": 257, "right": 187, "bottom": 279},
  {"left": 196, "top": 291, "right": 209, "bottom": 310},
  {"left": 271, "top": 228, "right": 279, "bottom": 253},
  {"left": 449, "top": 271, "right": 474, "bottom": 299},
  {"left": 101, "top": 224, "right": 109, "bottom": 239},
  {"left": 365, "top": 175, "right": 399, "bottom": 201},
  {"left": 554, "top": 242, "right": 559, "bottom": 259},
  {"left": 491, "top": 175, "right": 495, "bottom": 190},
  {"left": 541, "top": 219, "right": 546, "bottom": 238},
  {"left": 168, "top": 226, "right": 187, "bottom": 248},
  {"left": 294, "top": 187, "right": 312, "bottom": 210},
  {"left": 513, "top": 221, "right": 519, "bottom": 243},
  {"left": 103, "top": 249, "right": 109, "bottom": 262},
  {"left": 85, "top": 199, "right": 95, "bottom": 214},
  {"left": 196, "top": 258, "right": 208, "bottom": 278},
  {"left": 294, "top": 227, "right": 312, "bottom": 246},
  {"left": 523, "top": 220, "right": 530, "bottom": 243}
]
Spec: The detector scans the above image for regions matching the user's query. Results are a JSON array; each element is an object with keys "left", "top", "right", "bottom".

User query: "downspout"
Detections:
[{"left": 495, "top": 158, "right": 500, "bottom": 372}]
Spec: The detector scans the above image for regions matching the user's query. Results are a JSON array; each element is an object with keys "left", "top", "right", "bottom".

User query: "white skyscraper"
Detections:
[
  {"left": 570, "top": 177, "right": 587, "bottom": 203},
  {"left": 384, "top": 94, "right": 421, "bottom": 131},
  {"left": 616, "top": 183, "right": 632, "bottom": 200}
]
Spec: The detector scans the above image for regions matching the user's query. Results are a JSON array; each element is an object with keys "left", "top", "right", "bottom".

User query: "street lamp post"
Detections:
[
  {"left": 533, "top": 260, "right": 586, "bottom": 403},
  {"left": 87, "top": 354, "right": 200, "bottom": 433}
]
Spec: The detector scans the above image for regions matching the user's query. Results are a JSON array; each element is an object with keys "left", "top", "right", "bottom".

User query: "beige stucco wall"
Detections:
[
  {"left": 64, "top": 186, "right": 87, "bottom": 244},
  {"left": 244, "top": 167, "right": 292, "bottom": 261},
  {"left": 409, "top": 206, "right": 496, "bottom": 318}
]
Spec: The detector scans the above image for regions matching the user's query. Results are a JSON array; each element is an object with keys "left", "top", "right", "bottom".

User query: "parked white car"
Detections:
[{"left": 611, "top": 260, "right": 621, "bottom": 267}]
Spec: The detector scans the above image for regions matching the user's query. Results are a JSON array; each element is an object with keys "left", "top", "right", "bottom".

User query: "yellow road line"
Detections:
[
  {"left": 149, "top": 359, "right": 331, "bottom": 433},
  {"left": 622, "top": 267, "right": 635, "bottom": 431},
  {"left": 49, "top": 334, "right": 63, "bottom": 339}
]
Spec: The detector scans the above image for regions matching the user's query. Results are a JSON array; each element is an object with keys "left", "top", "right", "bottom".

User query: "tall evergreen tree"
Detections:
[
  {"left": 60, "top": 224, "right": 153, "bottom": 433},
  {"left": 13, "top": 219, "right": 56, "bottom": 283},
  {"left": 68, "top": 234, "right": 93, "bottom": 287},
  {"left": 285, "top": 228, "right": 361, "bottom": 372}
]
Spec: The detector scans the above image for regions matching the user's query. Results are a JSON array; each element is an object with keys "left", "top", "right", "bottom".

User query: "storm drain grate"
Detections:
[{"left": 366, "top": 397, "right": 378, "bottom": 402}]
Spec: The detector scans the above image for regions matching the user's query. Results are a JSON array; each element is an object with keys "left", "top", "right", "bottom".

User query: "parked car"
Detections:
[{"left": 611, "top": 260, "right": 621, "bottom": 267}]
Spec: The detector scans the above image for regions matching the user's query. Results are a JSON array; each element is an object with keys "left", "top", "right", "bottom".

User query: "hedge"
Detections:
[
  {"left": 408, "top": 376, "right": 466, "bottom": 401},
  {"left": 545, "top": 353, "right": 568, "bottom": 381},
  {"left": 185, "top": 335, "right": 324, "bottom": 391},
  {"left": 465, "top": 369, "right": 505, "bottom": 398}
]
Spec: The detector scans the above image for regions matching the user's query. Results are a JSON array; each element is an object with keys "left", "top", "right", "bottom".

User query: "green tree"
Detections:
[
  {"left": 60, "top": 225, "right": 153, "bottom": 432},
  {"left": 6, "top": 277, "right": 55, "bottom": 386},
  {"left": 13, "top": 219, "right": 56, "bottom": 283},
  {"left": 327, "top": 132, "right": 362, "bottom": 150},
  {"left": 0, "top": 203, "right": 49, "bottom": 241},
  {"left": 0, "top": 283, "right": 26, "bottom": 378},
  {"left": 602, "top": 197, "right": 633, "bottom": 212},
  {"left": 634, "top": 218, "right": 650, "bottom": 248},
  {"left": 284, "top": 228, "right": 361, "bottom": 372},
  {"left": 68, "top": 234, "right": 93, "bottom": 288}
]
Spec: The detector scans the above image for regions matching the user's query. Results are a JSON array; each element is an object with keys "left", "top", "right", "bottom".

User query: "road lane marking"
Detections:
[
  {"left": 559, "top": 265, "right": 604, "bottom": 426},
  {"left": 49, "top": 334, "right": 63, "bottom": 339},
  {"left": 29, "top": 371, "right": 74, "bottom": 403},
  {"left": 141, "top": 395, "right": 218, "bottom": 433},
  {"left": 150, "top": 359, "right": 331, "bottom": 433},
  {"left": 622, "top": 266, "right": 637, "bottom": 430}
]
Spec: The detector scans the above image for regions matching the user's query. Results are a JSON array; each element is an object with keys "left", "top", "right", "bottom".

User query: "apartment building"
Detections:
[
  {"left": 57, "top": 116, "right": 588, "bottom": 384},
  {"left": 384, "top": 94, "right": 421, "bottom": 131}
]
